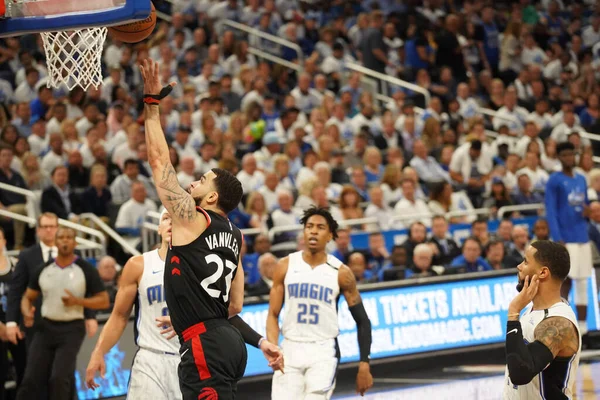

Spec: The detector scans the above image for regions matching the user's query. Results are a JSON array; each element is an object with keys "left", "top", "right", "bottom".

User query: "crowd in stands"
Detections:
[{"left": 2, "top": 0, "right": 600, "bottom": 298}]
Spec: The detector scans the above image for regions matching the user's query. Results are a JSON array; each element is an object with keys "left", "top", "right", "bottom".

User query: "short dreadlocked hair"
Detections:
[{"left": 300, "top": 206, "right": 339, "bottom": 240}]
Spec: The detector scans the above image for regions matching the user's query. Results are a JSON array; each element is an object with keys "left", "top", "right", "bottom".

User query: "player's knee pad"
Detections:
[{"left": 574, "top": 278, "right": 588, "bottom": 306}]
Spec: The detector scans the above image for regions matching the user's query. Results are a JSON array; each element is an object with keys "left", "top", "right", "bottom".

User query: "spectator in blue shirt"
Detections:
[
  {"left": 331, "top": 228, "right": 352, "bottom": 264},
  {"left": 378, "top": 245, "right": 408, "bottom": 282},
  {"left": 242, "top": 233, "right": 271, "bottom": 285},
  {"left": 450, "top": 237, "right": 492, "bottom": 272},
  {"left": 29, "top": 86, "right": 53, "bottom": 122}
]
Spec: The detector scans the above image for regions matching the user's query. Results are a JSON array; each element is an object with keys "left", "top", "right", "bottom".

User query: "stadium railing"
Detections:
[
  {"left": 0, "top": 208, "right": 106, "bottom": 259},
  {"left": 221, "top": 19, "right": 305, "bottom": 65},
  {"left": 497, "top": 203, "right": 545, "bottom": 219},
  {"left": 0, "top": 181, "right": 39, "bottom": 225},
  {"left": 80, "top": 213, "right": 140, "bottom": 256}
]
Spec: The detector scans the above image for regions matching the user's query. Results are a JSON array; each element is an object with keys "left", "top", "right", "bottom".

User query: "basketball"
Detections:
[{"left": 108, "top": 3, "right": 156, "bottom": 43}]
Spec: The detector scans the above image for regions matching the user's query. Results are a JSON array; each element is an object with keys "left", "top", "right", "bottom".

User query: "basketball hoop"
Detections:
[{"left": 40, "top": 27, "right": 107, "bottom": 91}]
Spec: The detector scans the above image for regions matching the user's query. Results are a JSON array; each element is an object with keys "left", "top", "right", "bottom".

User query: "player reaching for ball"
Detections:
[
  {"left": 138, "top": 59, "right": 282, "bottom": 399},
  {"left": 267, "top": 207, "right": 374, "bottom": 399}
]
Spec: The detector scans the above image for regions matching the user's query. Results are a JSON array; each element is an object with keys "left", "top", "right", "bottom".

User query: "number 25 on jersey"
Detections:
[{"left": 297, "top": 303, "right": 319, "bottom": 324}]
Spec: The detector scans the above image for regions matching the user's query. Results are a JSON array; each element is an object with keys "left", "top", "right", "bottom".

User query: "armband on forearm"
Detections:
[
  {"left": 143, "top": 84, "right": 174, "bottom": 106},
  {"left": 229, "top": 315, "right": 262, "bottom": 348},
  {"left": 349, "top": 302, "right": 372, "bottom": 363},
  {"left": 505, "top": 320, "right": 554, "bottom": 385}
]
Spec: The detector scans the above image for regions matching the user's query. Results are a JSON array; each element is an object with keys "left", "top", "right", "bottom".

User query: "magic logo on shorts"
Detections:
[{"left": 198, "top": 387, "right": 218, "bottom": 400}]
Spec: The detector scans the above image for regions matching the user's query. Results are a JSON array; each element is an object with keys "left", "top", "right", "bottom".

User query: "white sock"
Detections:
[{"left": 578, "top": 320, "right": 588, "bottom": 336}]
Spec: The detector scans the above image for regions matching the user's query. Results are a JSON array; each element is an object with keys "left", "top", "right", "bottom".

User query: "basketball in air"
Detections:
[{"left": 109, "top": 3, "right": 156, "bottom": 43}]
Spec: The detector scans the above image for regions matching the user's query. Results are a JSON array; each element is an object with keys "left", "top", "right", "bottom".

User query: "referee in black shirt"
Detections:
[{"left": 16, "top": 227, "right": 109, "bottom": 400}]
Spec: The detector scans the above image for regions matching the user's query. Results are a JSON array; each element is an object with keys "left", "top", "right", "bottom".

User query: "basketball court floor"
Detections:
[{"left": 237, "top": 349, "right": 600, "bottom": 400}]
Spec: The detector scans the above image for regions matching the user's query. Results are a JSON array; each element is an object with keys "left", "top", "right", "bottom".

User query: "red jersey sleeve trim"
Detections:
[{"left": 196, "top": 206, "right": 212, "bottom": 227}]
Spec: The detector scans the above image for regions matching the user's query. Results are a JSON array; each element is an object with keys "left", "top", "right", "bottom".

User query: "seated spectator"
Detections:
[
  {"left": 81, "top": 165, "right": 112, "bottom": 222},
  {"left": 380, "top": 164, "right": 402, "bottom": 206},
  {"left": 197, "top": 141, "right": 219, "bottom": 175},
  {"left": 393, "top": 179, "right": 431, "bottom": 228},
  {"left": 496, "top": 219, "right": 514, "bottom": 246},
  {"left": 364, "top": 232, "right": 389, "bottom": 278},
  {"left": 314, "top": 162, "right": 342, "bottom": 202},
  {"left": 363, "top": 146, "right": 384, "bottom": 184},
  {"left": 246, "top": 192, "right": 269, "bottom": 232},
  {"left": 516, "top": 152, "right": 549, "bottom": 192},
  {"left": 410, "top": 140, "right": 450, "bottom": 184},
  {"left": 428, "top": 215, "right": 460, "bottom": 266},
  {"left": 533, "top": 218, "right": 550, "bottom": 241},
  {"left": 27, "top": 118, "right": 47, "bottom": 157},
  {"left": 242, "top": 234, "right": 271, "bottom": 285},
  {"left": 0, "top": 144, "right": 29, "bottom": 249},
  {"left": 406, "top": 243, "right": 443, "bottom": 278},
  {"left": 450, "top": 237, "right": 492, "bottom": 272},
  {"left": 268, "top": 190, "right": 300, "bottom": 244},
  {"left": 349, "top": 166, "right": 370, "bottom": 202},
  {"left": 402, "top": 167, "right": 427, "bottom": 200},
  {"left": 378, "top": 245, "right": 408, "bottom": 282},
  {"left": 504, "top": 226, "right": 529, "bottom": 268},
  {"left": 20, "top": 152, "right": 51, "bottom": 190},
  {"left": 511, "top": 173, "right": 543, "bottom": 215},
  {"left": 258, "top": 172, "right": 280, "bottom": 212},
  {"left": 97, "top": 255, "right": 118, "bottom": 308},
  {"left": 339, "top": 186, "right": 364, "bottom": 224},
  {"left": 114, "top": 181, "right": 157, "bottom": 236},
  {"left": 471, "top": 218, "right": 491, "bottom": 254},
  {"left": 588, "top": 202, "right": 600, "bottom": 252},
  {"left": 110, "top": 158, "right": 158, "bottom": 204},
  {"left": 41, "top": 165, "right": 81, "bottom": 221},
  {"left": 67, "top": 151, "right": 89, "bottom": 189},
  {"left": 483, "top": 178, "right": 513, "bottom": 216},
  {"left": 331, "top": 228, "right": 353, "bottom": 264},
  {"left": 485, "top": 239, "right": 508, "bottom": 270},
  {"left": 347, "top": 252, "right": 376, "bottom": 284},
  {"left": 236, "top": 153, "right": 265, "bottom": 194},
  {"left": 449, "top": 139, "right": 492, "bottom": 208},
  {"left": 177, "top": 157, "right": 197, "bottom": 189},
  {"left": 365, "top": 187, "right": 393, "bottom": 231},
  {"left": 254, "top": 132, "right": 283, "bottom": 172},
  {"left": 247, "top": 253, "right": 277, "bottom": 297},
  {"left": 40, "top": 133, "right": 67, "bottom": 173},
  {"left": 401, "top": 222, "right": 428, "bottom": 263}
]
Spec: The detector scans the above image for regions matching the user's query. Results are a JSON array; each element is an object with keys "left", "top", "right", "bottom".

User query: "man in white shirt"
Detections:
[
  {"left": 196, "top": 141, "right": 219, "bottom": 175},
  {"left": 321, "top": 42, "right": 354, "bottom": 75},
  {"left": 313, "top": 161, "right": 342, "bottom": 202},
  {"left": 350, "top": 104, "right": 381, "bottom": 136},
  {"left": 582, "top": 15, "right": 600, "bottom": 48},
  {"left": 241, "top": 76, "right": 267, "bottom": 112},
  {"left": 110, "top": 160, "right": 158, "bottom": 204},
  {"left": 176, "top": 157, "right": 196, "bottom": 189},
  {"left": 492, "top": 88, "right": 529, "bottom": 135},
  {"left": 191, "top": 63, "right": 214, "bottom": 96},
  {"left": 46, "top": 102, "right": 68, "bottom": 136},
  {"left": 40, "top": 133, "right": 67, "bottom": 173},
  {"left": 75, "top": 103, "right": 100, "bottom": 139},
  {"left": 456, "top": 83, "right": 479, "bottom": 119},
  {"left": 516, "top": 151, "right": 550, "bottom": 193},
  {"left": 449, "top": 140, "right": 492, "bottom": 207},
  {"left": 27, "top": 119, "right": 48, "bottom": 156},
  {"left": 515, "top": 121, "right": 546, "bottom": 158},
  {"left": 550, "top": 110, "right": 589, "bottom": 146},
  {"left": 254, "top": 132, "right": 283, "bottom": 172},
  {"left": 365, "top": 187, "right": 393, "bottom": 231},
  {"left": 521, "top": 33, "right": 547, "bottom": 67},
  {"left": 543, "top": 53, "right": 578, "bottom": 84},
  {"left": 112, "top": 123, "right": 143, "bottom": 170},
  {"left": 325, "top": 103, "right": 354, "bottom": 143},
  {"left": 290, "top": 73, "right": 321, "bottom": 115},
  {"left": 393, "top": 179, "right": 431, "bottom": 228},
  {"left": 527, "top": 99, "right": 553, "bottom": 132},
  {"left": 258, "top": 172, "right": 280, "bottom": 212},
  {"left": 236, "top": 153, "right": 265, "bottom": 194},
  {"left": 14, "top": 68, "right": 39, "bottom": 104},
  {"left": 114, "top": 181, "right": 157, "bottom": 235},
  {"left": 268, "top": 190, "right": 301, "bottom": 243}
]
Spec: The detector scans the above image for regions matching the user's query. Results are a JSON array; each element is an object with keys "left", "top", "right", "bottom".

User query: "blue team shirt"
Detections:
[
  {"left": 450, "top": 255, "right": 492, "bottom": 272},
  {"left": 545, "top": 171, "right": 589, "bottom": 243}
]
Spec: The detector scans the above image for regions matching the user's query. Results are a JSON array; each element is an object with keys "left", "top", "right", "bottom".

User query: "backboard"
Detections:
[{"left": 0, "top": 0, "right": 152, "bottom": 38}]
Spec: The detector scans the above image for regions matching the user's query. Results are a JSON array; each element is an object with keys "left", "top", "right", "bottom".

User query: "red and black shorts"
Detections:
[{"left": 178, "top": 319, "right": 247, "bottom": 400}]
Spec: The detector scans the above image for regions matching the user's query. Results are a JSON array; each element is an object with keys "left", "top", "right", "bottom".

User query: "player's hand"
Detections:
[
  {"left": 85, "top": 319, "right": 98, "bottom": 338},
  {"left": 23, "top": 306, "right": 35, "bottom": 328},
  {"left": 139, "top": 59, "right": 176, "bottom": 96},
  {"left": 6, "top": 324, "right": 24, "bottom": 344},
  {"left": 509, "top": 275, "right": 540, "bottom": 315},
  {"left": 259, "top": 339, "right": 284, "bottom": 373},
  {"left": 156, "top": 316, "right": 176, "bottom": 340},
  {"left": 0, "top": 323, "right": 8, "bottom": 342},
  {"left": 356, "top": 362, "right": 373, "bottom": 396},
  {"left": 85, "top": 350, "right": 106, "bottom": 390},
  {"left": 62, "top": 289, "right": 81, "bottom": 307}
]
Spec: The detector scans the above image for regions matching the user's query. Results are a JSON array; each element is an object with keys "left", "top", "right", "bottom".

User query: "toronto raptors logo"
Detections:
[{"left": 198, "top": 387, "right": 218, "bottom": 400}]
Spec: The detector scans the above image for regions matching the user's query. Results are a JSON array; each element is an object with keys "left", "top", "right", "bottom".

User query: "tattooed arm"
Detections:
[{"left": 533, "top": 316, "right": 579, "bottom": 358}]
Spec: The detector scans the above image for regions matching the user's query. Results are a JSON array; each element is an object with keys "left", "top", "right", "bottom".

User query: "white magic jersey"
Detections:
[
  {"left": 135, "top": 250, "right": 179, "bottom": 354},
  {"left": 503, "top": 301, "right": 581, "bottom": 400},
  {"left": 281, "top": 251, "right": 342, "bottom": 342}
]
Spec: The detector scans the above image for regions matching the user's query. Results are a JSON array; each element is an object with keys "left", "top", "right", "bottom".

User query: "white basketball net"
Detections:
[{"left": 40, "top": 27, "right": 108, "bottom": 91}]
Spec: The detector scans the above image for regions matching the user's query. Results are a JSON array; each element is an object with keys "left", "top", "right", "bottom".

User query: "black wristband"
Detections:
[
  {"left": 229, "top": 315, "right": 262, "bottom": 348},
  {"left": 143, "top": 84, "right": 174, "bottom": 106}
]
